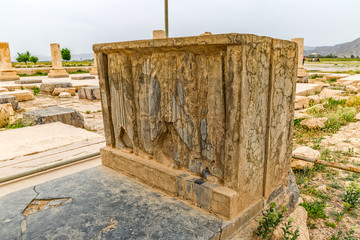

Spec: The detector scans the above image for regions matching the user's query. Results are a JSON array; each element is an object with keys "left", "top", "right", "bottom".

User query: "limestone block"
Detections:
[
  {"left": 52, "top": 87, "right": 76, "bottom": 96},
  {"left": 291, "top": 146, "right": 320, "bottom": 169},
  {"left": 40, "top": 82, "right": 73, "bottom": 94},
  {"left": 0, "top": 95, "right": 20, "bottom": 110},
  {"left": 48, "top": 69, "right": 69, "bottom": 78},
  {"left": 71, "top": 75, "right": 96, "bottom": 80},
  {"left": 90, "top": 53, "right": 98, "bottom": 76},
  {"left": 14, "top": 79, "right": 42, "bottom": 84},
  {"left": 23, "top": 106, "right": 84, "bottom": 128},
  {"left": 78, "top": 87, "right": 100, "bottom": 100},
  {"left": 0, "top": 90, "right": 34, "bottom": 102},
  {"left": 295, "top": 96, "right": 310, "bottom": 110},
  {"left": 346, "top": 85, "right": 359, "bottom": 93},
  {"left": 355, "top": 113, "right": 360, "bottom": 121},
  {"left": 153, "top": 30, "right": 166, "bottom": 39},
  {"left": 59, "top": 92, "right": 71, "bottom": 98},
  {"left": 0, "top": 87, "right": 8, "bottom": 93},
  {"left": 0, "top": 103, "right": 14, "bottom": 127},
  {"left": 307, "top": 95, "right": 320, "bottom": 104},
  {"left": 300, "top": 117, "right": 328, "bottom": 129},
  {"left": 0, "top": 42, "right": 20, "bottom": 81},
  {"left": 319, "top": 88, "right": 344, "bottom": 100}
]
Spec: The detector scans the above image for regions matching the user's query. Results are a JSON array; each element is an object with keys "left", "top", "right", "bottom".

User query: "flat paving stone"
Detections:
[
  {"left": 0, "top": 95, "right": 19, "bottom": 110},
  {"left": 71, "top": 75, "right": 96, "bottom": 80},
  {"left": 0, "top": 166, "right": 223, "bottom": 239},
  {"left": 23, "top": 106, "right": 84, "bottom": 128},
  {"left": 296, "top": 83, "right": 323, "bottom": 96},
  {"left": 14, "top": 79, "right": 42, "bottom": 84}
]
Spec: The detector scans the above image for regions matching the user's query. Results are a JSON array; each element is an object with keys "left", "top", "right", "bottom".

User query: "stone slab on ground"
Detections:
[
  {"left": 296, "top": 83, "right": 323, "bottom": 96},
  {"left": 23, "top": 106, "right": 84, "bottom": 128},
  {"left": 0, "top": 95, "right": 19, "bottom": 110},
  {"left": 14, "top": 79, "right": 42, "bottom": 84},
  {"left": 0, "top": 90, "right": 34, "bottom": 102},
  {"left": 0, "top": 122, "right": 103, "bottom": 161},
  {"left": 0, "top": 166, "right": 223, "bottom": 239},
  {"left": 71, "top": 75, "right": 96, "bottom": 80},
  {"left": 78, "top": 86, "right": 100, "bottom": 100},
  {"left": 40, "top": 82, "right": 73, "bottom": 94}
]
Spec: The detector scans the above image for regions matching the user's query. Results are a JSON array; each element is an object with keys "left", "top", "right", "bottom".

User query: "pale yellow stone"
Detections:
[
  {"left": 300, "top": 117, "right": 328, "bottom": 129},
  {"left": 291, "top": 38, "right": 308, "bottom": 78},
  {"left": 90, "top": 53, "right": 98, "bottom": 76},
  {"left": 52, "top": 87, "right": 76, "bottom": 96},
  {"left": 0, "top": 90, "right": 34, "bottom": 102},
  {"left": 0, "top": 87, "right": 8, "bottom": 93},
  {"left": 0, "top": 103, "right": 13, "bottom": 127},
  {"left": 0, "top": 42, "right": 20, "bottom": 81},
  {"left": 291, "top": 146, "right": 320, "bottom": 169},
  {"left": 153, "top": 30, "right": 166, "bottom": 39},
  {"left": 48, "top": 43, "right": 69, "bottom": 78}
]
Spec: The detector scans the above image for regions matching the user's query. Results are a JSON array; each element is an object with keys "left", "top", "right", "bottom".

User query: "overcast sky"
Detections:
[{"left": 1, "top": 0, "right": 359, "bottom": 56}]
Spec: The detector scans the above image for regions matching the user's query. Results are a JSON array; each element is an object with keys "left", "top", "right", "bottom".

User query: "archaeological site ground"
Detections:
[{"left": 1, "top": 2, "right": 360, "bottom": 240}]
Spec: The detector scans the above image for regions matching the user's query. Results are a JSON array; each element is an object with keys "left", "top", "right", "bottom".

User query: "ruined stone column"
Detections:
[
  {"left": 291, "top": 38, "right": 308, "bottom": 82},
  {"left": 153, "top": 30, "right": 166, "bottom": 39},
  {"left": 90, "top": 53, "right": 98, "bottom": 76},
  {"left": 0, "top": 42, "right": 19, "bottom": 81},
  {"left": 48, "top": 43, "right": 69, "bottom": 78}
]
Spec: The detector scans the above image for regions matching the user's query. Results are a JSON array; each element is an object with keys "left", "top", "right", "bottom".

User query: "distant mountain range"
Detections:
[
  {"left": 304, "top": 38, "right": 360, "bottom": 58},
  {"left": 12, "top": 53, "right": 94, "bottom": 62}
]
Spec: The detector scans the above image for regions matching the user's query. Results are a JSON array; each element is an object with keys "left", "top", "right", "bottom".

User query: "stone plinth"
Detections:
[
  {"left": 48, "top": 43, "right": 69, "bottom": 78},
  {"left": 153, "top": 30, "right": 166, "bottom": 39},
  {"left": 23, "top": 106, "right": 84, "bottom": 128},
  {"left": 90, "top": 53, "right": 98, "bottom": 75},
  {"left": 291, "top": 38, "right": 308, "bottom": 82},
  {"left": 78, "top": 87, "right": 100, "bottom": 100},
  {"left": 0, "top": 42, "right": 20, "bottom": 81},
  {"left": 0, "top": 90, "right": 34, "bottom": 102},
  {"left": 93, "top": 34, "right": 298, "bottom": 228}
]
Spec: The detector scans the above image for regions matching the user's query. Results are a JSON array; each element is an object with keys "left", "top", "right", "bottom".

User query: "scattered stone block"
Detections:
[
  {"left": 0, "top": 103, "right": 13, "bottom": 127},
  {"left": 295, "top": 96, "right": 310, "bottom": 110},
  {"left": 52, "top": 87, "right": 76, "bottom": 96},
  {"left": 0, "top": 95, "right": 19, "bottom": 110},
  {"left": 59, "top": 92, "right": 71, "bottom": 98},
  {"left": 23, "top": 106, "right": 84, "bottom": 128},
  {"left": 0, "top": 90, "right": 34, "bottom": 102},
  {"left": 355, "top": 113, "right": 360, "bottom": 121},
  {"left": 78, "top": 87, "right": 100, "bottom": 100},
  {"left": 346, "top": 85, "right": 359, "bottom": 93},
  {"left": 291, "top": 146, "right": 320, "bottom": 170},
  {"left": 300, "top": 117, "right": 328, "bottom": 129},
  {"left": 0, "top": 87, "right": 8, "bottom": 93},
  {"left": 307, "top": 95, "right": 320, "bottom": 104},
  {"left": 40, "top": 82, "right": 73, "bottom": 94},
  {"left": 319, "top": 88, "right": 344, "bottom": 100},
  {"left": 71, "top": 75, "right": 96, "bottom": 80},
  {"left": 14, "top": 79, "right": 42, "bottom": 84}
]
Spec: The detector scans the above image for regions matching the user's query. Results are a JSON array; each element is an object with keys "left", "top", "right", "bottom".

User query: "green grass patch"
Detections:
[{"left": 300, "top": 200, "right": 328, "bottom": 219}]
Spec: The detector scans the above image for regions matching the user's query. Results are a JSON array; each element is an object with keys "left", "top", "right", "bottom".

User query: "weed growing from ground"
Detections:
[
  {"left": 300, "top": 200, "right": 328, "bottom": 219},
  {"left": 341, "top": 182, "right": 360, "bottom": 210},
  {"left": 31, "top": 87, "right": 40, "bottom": 95},
  {"left": 256, "top": 202, "right": 286, "bottom": 239}
]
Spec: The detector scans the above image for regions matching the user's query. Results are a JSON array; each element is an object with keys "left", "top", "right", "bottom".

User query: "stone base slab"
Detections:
[
  {"left": 89, "top": 68, "right": 98, "bottom": 75},
  {"left": 78, "top": 87, "right": 100, "bottom": 100},
  {"left": 0, "top": 90, "right": 34, "bottom": 102},
  {"left": 15, "top": 79, "right": 42, "bottom": 84},
  {"left": 0, "top": 95, "right": 20, "bottom": 110},
  {"left": 48, "top": 69, "right": 69, "bottom": 78},
  {"left": 71, "top": 75, "right": 96, "bottom": 80},
  {"left": 101, "top": 146, "right": 239, "bottom": 220},
  {"left": 40, "top": 82, "right": 73, "bottom": 94},
  {"left": 0, "top": 70, "right": 20, "bottom": 81}
]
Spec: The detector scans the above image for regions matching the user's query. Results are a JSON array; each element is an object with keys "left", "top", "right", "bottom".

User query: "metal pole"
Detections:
[
  {"left": 292, "top": 155, "right": 360, "bottom": 174},
  {"left": 165, "top": 0, "right": 169, "bottom": 38}
]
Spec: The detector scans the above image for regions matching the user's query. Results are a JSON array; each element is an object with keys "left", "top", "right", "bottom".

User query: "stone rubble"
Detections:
[
  {"left": 300, "top": 117, "right": 328, "bottom": 129},
  {"left": 291, "top": 146, "right": 320, "bottom": 170}
]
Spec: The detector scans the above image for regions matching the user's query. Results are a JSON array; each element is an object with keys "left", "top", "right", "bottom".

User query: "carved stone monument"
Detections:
[
  {"left": 94, "top": 34, "right": 299, "bottom": 236},
  {"left": 90, "top": 53, "right": 98, "bottom": 75},
  {"left": 48, "top": 43, "right": 69, "bottom": 78},
  {"left": 291, "top": 38, "right": 308, "bottom": 83},
  {"left": 0, "top": 42, "right": 20, "bottom": 81}
]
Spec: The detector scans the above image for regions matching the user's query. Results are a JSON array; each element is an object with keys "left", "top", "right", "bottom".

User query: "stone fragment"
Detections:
[
  {"left": 0, "top": 90, "right": 34, "bottom": 102},
  {"left": 346, "top": 85, "right": 359, "bottom": 93},
  {"left": 300, "top": 117, "right": 328, "bottom": 129},
  {"left": 291, "top": 146, "right": 320, "bottom": 169},
  {"left": 0, "top": 103, "right": 13, "bottom": 127},
  {"left": 0, "top": 95, "right": 20, "bottom": 110},
  {"left": 153, "top": 30, "right": 166, "bottom": 39},
  {"left": 14, "top": 79, "right": 42, "bottom": 84},
  {"left": 295, "top": 96, "right": 310, "bottom": 110},
  {"left": 0, "top": 87, "right": 8, "bottom": 93},
  {"left": 59, "top": 92, "right": 71, "bottom": 98},
  {"left": 78, "top": 87, "right": 100, "bottom": 100},
  {"left": 90, "top": 53, "right": 98, "bottom": 75},
  {"left": 355, "top": 113, "right": 360, "bottom": 121},
  {"left": 23, "top": 106, "right": 84, "bottom": 128},
  {"left": 307, "top": 95, "right": 320, "bottom": 104},
  {"left": 71, "top": 75, "right": 96, "bottom": 80},
  {"left": 40, "top": 82, "right": 73, "bottom": 94},
  {"left": 48, "top": 43, "right": 69, "bottom": 78},
  {"left": 0, "top": 42, "right": 20, "bottom": 81},
  {"left": 52, "top": 87, "right": 76, "bottom": 96},
  {"left": 319, "top": 88, "right": 344, "bottom": 100},
  {"left": 294, "top": 111, "right": 311, "bottom": 119}
]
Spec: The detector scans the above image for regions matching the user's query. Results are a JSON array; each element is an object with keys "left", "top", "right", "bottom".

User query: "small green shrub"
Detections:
[
  {"left": 282, "top": 217, "right": 300, "bottom": 240},
  {"left": 86, "top": 110, "right": 91, "bottom": 114},
  {"left": 342, "top": 182, "right": 360, "bottom": 209},
  {"left": 31, "top": 87, "right": 40, "bottom": 95},
  {"left": 325, "top": 221, "right": 337, "bottom": 228},
  {"left": 256, "top": 202, "right": 286, "bottom": 239},
  {"left": 323, "top": 98, "right": 347, "bottom": 110},
  {"left": 300, "top": 200, "right": 328, "bottom": 219}
]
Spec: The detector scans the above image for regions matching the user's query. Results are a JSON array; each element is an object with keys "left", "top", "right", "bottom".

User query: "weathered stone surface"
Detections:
[
  {"left": 59, "top": 92, "right": 71, "bottom": 98},
  {"left": 295, "top": 96, "right": 310, "bottom": 110},
  {"left": 40, "top": 82, "right": 73, "bottom": 94},
  {"left": 319, "top": 88, "right": 345, "bottom": 100},
  {"left": 78, "top": 87, "right": 100, "bottom": 100},
  {"left": 90, "top": 52, "right": 98, "bottom": 76},
  {"left": 0, "top": 87, "right": 8, "bottom": 93},
  {"left": 52, "top": 87, "right": 76, "bottom": 96},
  {"left": 0, "top": 42, "right": 20, "bottom": 81},
  {"left": 71, "top": 75, "right": 96, "bottom": 80},
  {"left": 0, "top": 90, "right": 34, "bottom": 102},
  {"left": 356, "top": 113, "right": 360, "bottom": 121},
  {"left": 291, "top": 38, "right": 308, "bottom": 81},
  {"left": 346, "top": 85, "right": 359, "bottom": 93},
  {"left": 292, "top": 146, "right": 319, "bottom": 169},
  {"left": 300, "top": 117, "right": 328, "bottom": 129},
  {"left": 14, "top": 79, "right": 42, "bottom": 84},
  {"left": 94, "top": 34, "right": 298, "bottom": 222},
  {"left": 48, "top": 43, "right": 69, "bottom": 78},
  {"left": 0, "top": 95, "right": 20, "bottom": 110},
  {"left": 0, "top": 103, "right": 13, "bottom": 127},
  {"left": 153, "top": 30, "right": 166, "bottom": 39},
  {"left": 23, "top": 106, "right": 84, "bottom": 128}
]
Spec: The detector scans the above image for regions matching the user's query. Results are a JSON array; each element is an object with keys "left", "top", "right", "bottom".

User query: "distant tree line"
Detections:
[
  {"left": 16, "top": 51, "right": 38, "bottom": 64},
  {"left": 306, "top": 53, "right": 360, "bottom": 59}
]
